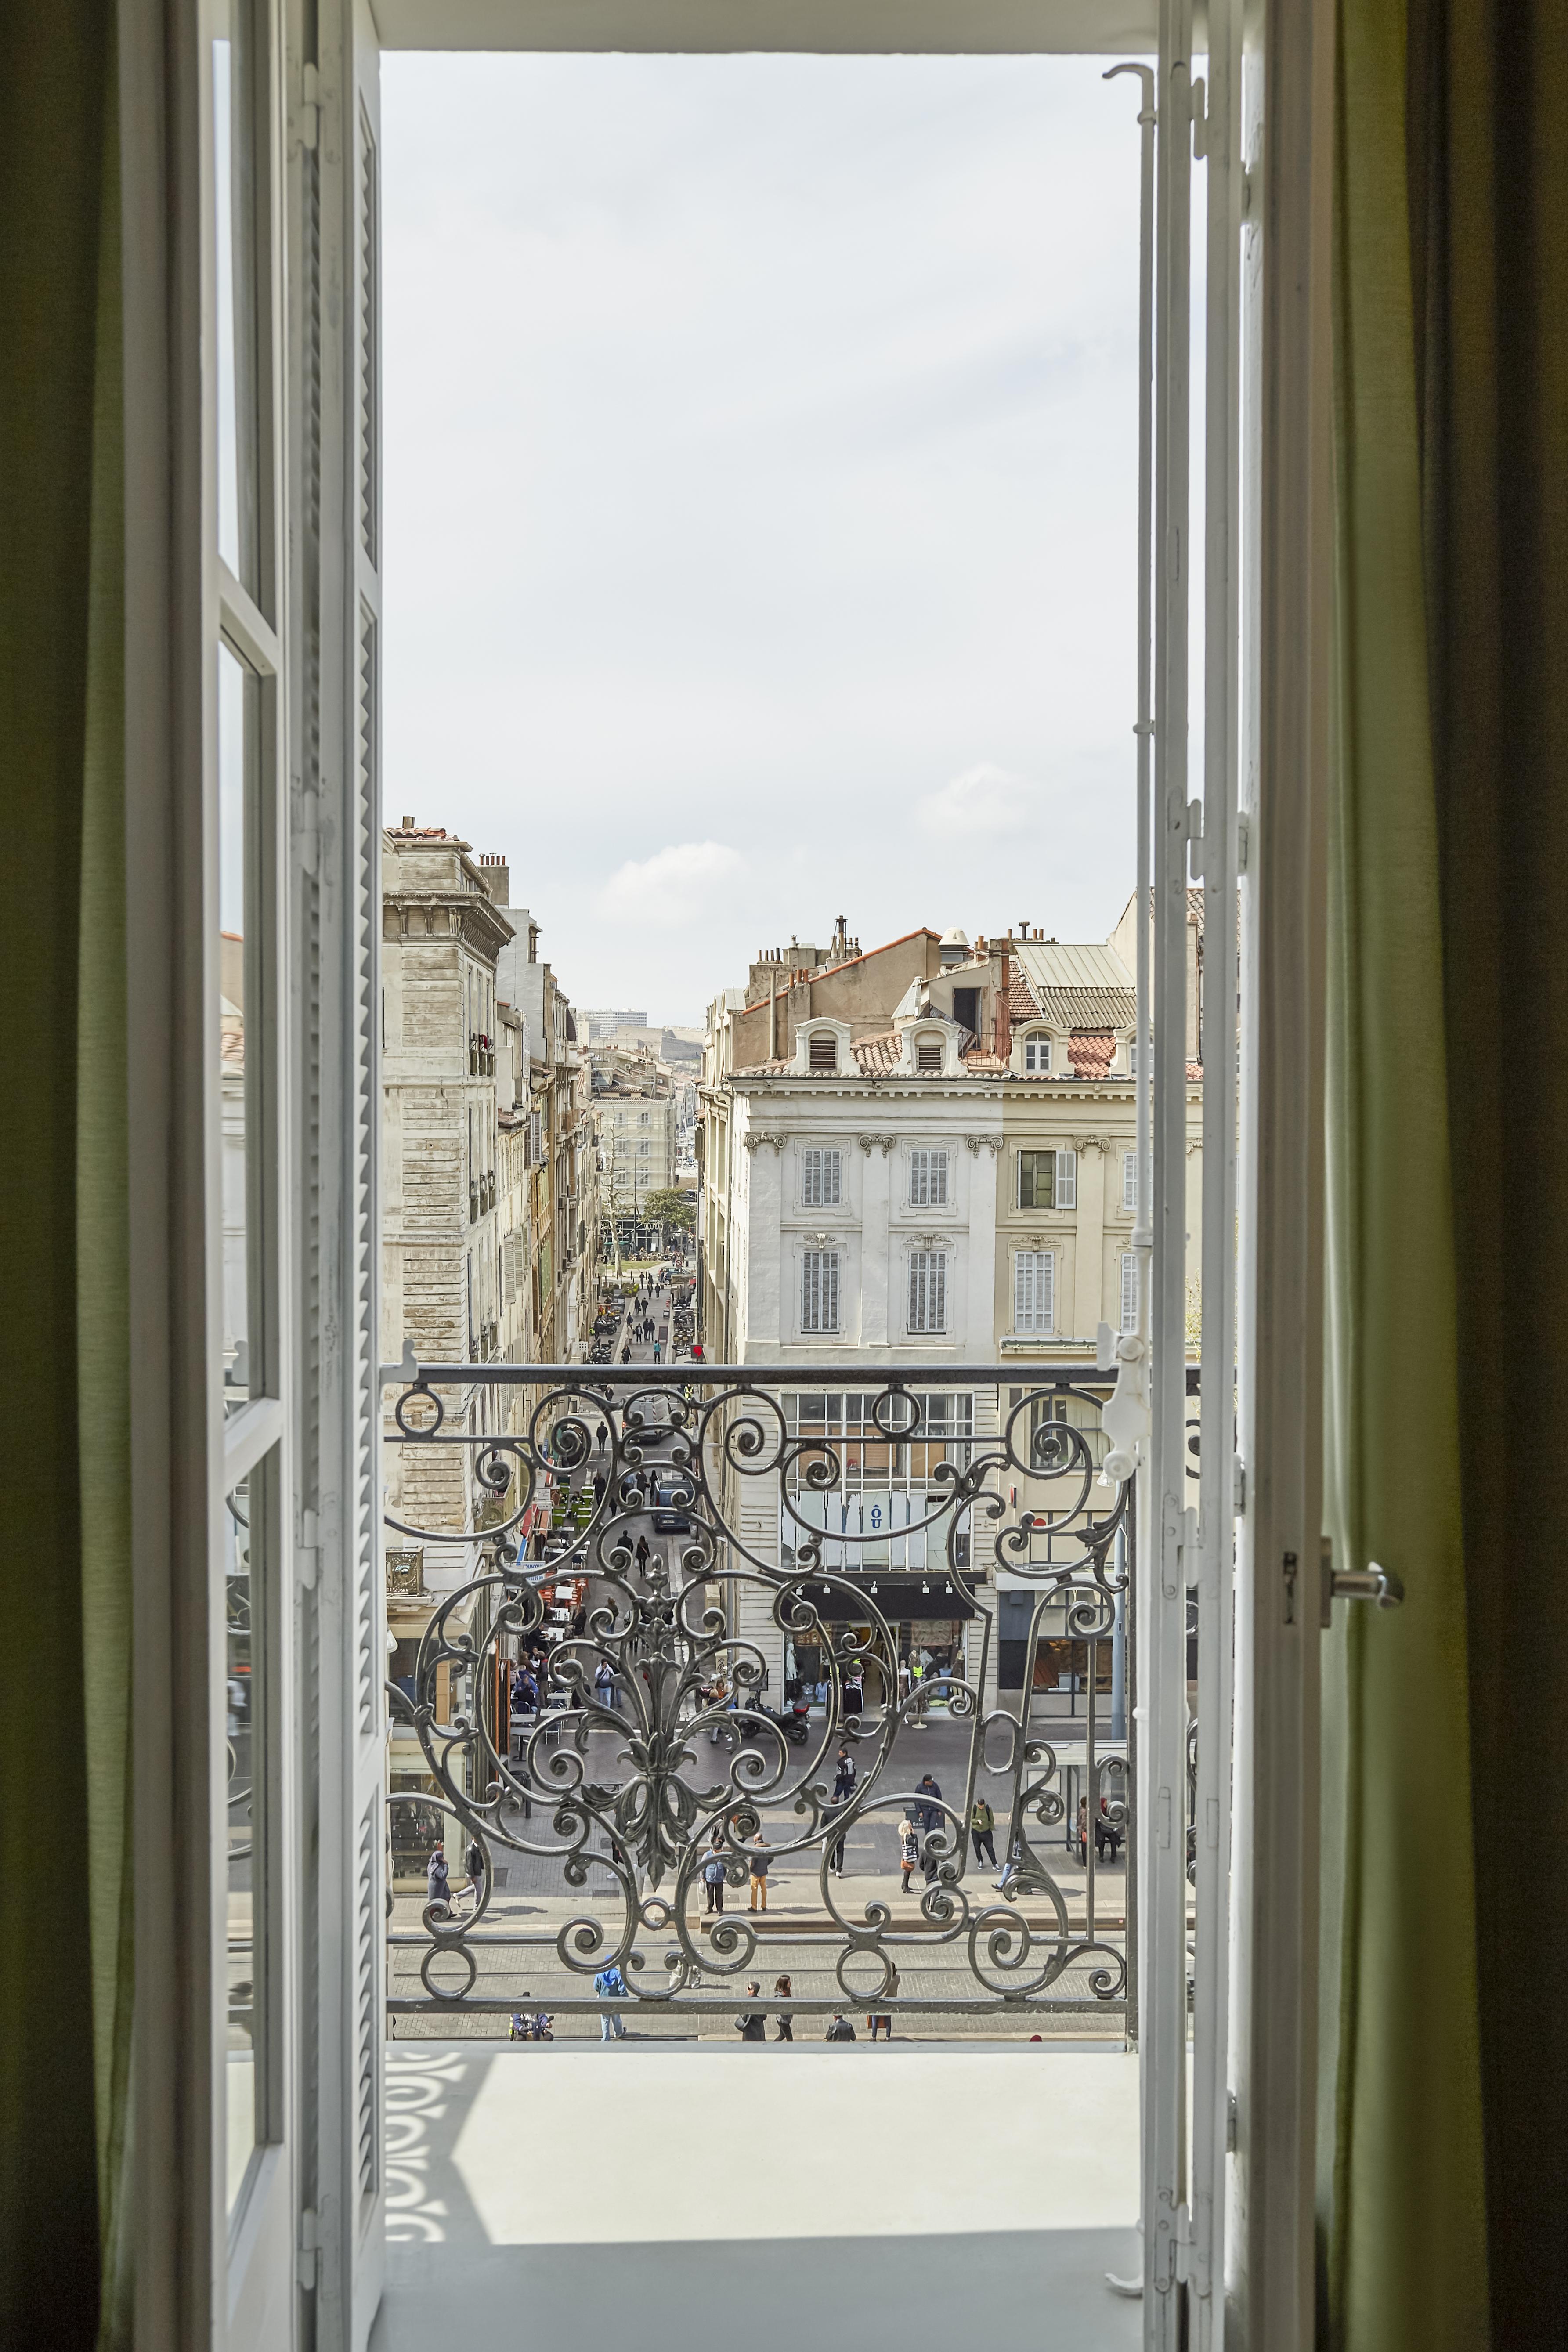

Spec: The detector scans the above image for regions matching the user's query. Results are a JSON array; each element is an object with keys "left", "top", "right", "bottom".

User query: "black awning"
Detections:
[{"left": 795, "top": 1576, "right": 978, "bottom": 1623}]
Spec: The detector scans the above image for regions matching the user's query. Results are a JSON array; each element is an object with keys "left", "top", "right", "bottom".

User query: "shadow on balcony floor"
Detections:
[{"left": 372, "top": 2041, "right": 1141, "bottom": 2350}]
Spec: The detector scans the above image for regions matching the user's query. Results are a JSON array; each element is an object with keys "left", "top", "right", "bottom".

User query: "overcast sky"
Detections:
[{"left": 382, "top": 54, "right": 1149, "bottom": 1026}]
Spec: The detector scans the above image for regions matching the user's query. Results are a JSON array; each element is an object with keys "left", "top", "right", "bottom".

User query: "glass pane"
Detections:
[
  {"left": 219, "top": 639, "right": 261, "bottom": 1412},
  {"left": 225, "top": 1464, "right": 267, "bottom": 2212},
  {"left": 213, "top": 0, "right": 261, "bottom": 593}
]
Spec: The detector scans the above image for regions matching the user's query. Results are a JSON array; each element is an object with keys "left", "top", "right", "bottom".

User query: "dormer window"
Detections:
[
  {"left": 808, "top": 1033, "right": 838, "bottom": 1072},
  {"left": 916, "top": 1038, "right": 943, "bottom": 1073},
  {"left": 1023, "top": 1033, "right": 1051, "bottom": 1073}
]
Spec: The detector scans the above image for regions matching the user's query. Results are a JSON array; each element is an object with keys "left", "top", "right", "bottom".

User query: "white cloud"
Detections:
[
  {"left": 380, "top": 54, "right": 1156, "bottom": 1017},
  {"left": 917, "top": 763, "right": 1045, "bottom": 838},
  {"left": 596, "top": 840, "right": 746, "bottom": 923}
]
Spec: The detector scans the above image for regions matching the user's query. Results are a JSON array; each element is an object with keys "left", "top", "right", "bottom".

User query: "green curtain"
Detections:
[
  {"left": 1405, "top": 0, "right": 1568, "bottom": 2346},
  {"left": 1326, "top": 0, "right": 1568, "bottom": 2345},
  {"left": 0, "top": 4, "right": 132, "bottom": 2347}
]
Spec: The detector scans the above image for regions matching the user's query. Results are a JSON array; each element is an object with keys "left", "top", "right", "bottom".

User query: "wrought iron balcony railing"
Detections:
[{"left": 380, "top": 1357, "right": 1139, "bottom": 2035}]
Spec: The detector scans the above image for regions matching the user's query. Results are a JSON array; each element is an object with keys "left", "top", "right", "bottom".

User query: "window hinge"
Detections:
[
  {"left": 297, "top": 2206, "right": 321, "bottom": 2291},
  {"left": 1190, "top": 75, "right": 1211, "bottom": 159},
  {"left": 1185, "top": 797, "right": 1205, "bottom": 880},
  {"left": 1174, "top": 2200, "right": 1197, "bottom": 2283},
  {"left": 298, "top": 1504, "right": 319, "bottom": 1590},
  {"left": 298, "top": 61, "right": 322, "bottom": 150}
]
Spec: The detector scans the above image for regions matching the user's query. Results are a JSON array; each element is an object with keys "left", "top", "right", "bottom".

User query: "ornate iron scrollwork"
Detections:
[{"left": 383, "top": 1362, "right": 1135, "bottom": 2027}]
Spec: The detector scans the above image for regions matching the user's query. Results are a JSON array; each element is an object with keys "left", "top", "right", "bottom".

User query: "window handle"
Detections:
[{"left": 1319, "top": 1539, "right": 1405, "bottom": 1626}]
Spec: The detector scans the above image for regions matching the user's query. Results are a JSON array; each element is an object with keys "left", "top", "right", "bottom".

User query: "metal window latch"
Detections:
[
  {"left": 1319, "top": 1536, "right": 1405, "bottom": 1626},
  {"left": 1097, "top": 1322, "right": 1150, "bottom": 1483}
]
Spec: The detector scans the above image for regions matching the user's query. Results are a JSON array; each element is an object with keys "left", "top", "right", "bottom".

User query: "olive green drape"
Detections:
[
  {"left": 0, "top": 4, "right": 132, "bottom": 2348},
  {"left": 1407, "top": 0, "right": 1568, "bottom": 2346},
  {"left": 1325, "top": 0, "right": 1568, "bottom": 2346}
]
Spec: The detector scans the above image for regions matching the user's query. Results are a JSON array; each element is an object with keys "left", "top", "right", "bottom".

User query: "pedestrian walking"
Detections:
[
  {"left": 748, "top": 1835, "right": 771, "bottom": 1913},
  {"left": 635, "top": 1534, "right": 651, "bottom": 1570},
  {"left": 831, "top": 1744, "right": 856, "bottom": 1803},
  {"left": 970, "top": 1795, "right": 997, "bottom": 1869},
  {"left": 773, "top": 1974, "right": 794, "bottom": 2041},
  {"left": 594, "top": 1659, "right": 618, "bottom": 1712},
  {"left": 914, "top": 1772, "right": 943, "bottom": 1834},
  {"left": 652, "top": 1340, "right": 662, "bottom": 1363},
  {"left": 466, "top": 1837, "right": 485, "bottom": 1903},
  {"left": 843, "top": 1667, "right": 863, "bottom": 1721},
  {"left": 426, "top": 1846, "right": 453, "bottom": 1919},
  {"left": 594, "top": 1962, "right": 629, "bottom": 2040},
  {"left": 824, "top": 2014, "right": 856, "bottom": 2041},
  {"left": 868, "top": 1963, "right": 899, "bottom": 2041},
  {"left": 595, "top": 1423, "right": 608, "bottom": 1455},
  {"left": 898, "top": 1814, "right": 920, "bottom": 1893},
  {"left": 734, "top": 1983, "right": 766, "bottom": 2041},
  {"left": 702, "top": 1841, "right": 728, "bottom": 1914},
  {"left": 824, "top": 1799, "right": 849, "bottom": 1878}
]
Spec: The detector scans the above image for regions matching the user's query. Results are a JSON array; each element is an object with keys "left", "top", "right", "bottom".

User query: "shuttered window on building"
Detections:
[
  {"left": 908, "top": 1249, "right": 947, "bottom": 1334},
  {"left": 1014, "top": 1250, "right": 1055, "bottom": 1333},
  {"left": 1120, "top": 1250, "right": 1138, "bottom": 1333},
  {"left": 802, "top": 1248, "right": 840, "bottom": 1333},
  {"left": 802, "top": 1147, "right": 841, "bottom": 1207},
  {"left": 908, "top": 1147, "right": 948, "bottom": 1206}
]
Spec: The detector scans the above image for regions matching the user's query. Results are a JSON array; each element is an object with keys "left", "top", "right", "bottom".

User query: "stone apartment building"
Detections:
[
  {"left": 489, "top": 870, "right": 599, "bottom": 1365},
  {"left": 593, "top": 1040, "right": 678, "bottom": 1220},
  {"left": 697, "top": 908, "right": 1203, "bottom": 1713}
]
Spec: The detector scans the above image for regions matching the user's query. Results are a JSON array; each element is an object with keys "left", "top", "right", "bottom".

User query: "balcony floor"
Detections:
[{"left": 374, "top": 2040, "right": 1141, "bottom": 2351}]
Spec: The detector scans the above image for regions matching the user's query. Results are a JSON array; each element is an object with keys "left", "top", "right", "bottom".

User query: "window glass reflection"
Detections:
[
  {"left": 225, "top": 1469, "right": 266, "bottom": 2212},
  {"left": 213, "top": 0, "right": 261, "bottom": 592},
  {"left": 218, "top": 640, "right": 260, "bottom": 1413}
]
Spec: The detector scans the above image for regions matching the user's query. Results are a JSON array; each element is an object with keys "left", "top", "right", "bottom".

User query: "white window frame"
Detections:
[
  {"left": 1023, "top": 1031, "right": 1051, "bottom": 1072},
  {"left": 114, "top": 0, "right": 1325, "bottom": 2337},
  {"left": 1014, "top": 1249, "right": 1055, "bottom": 1334},
  {"left": 1124, "top": 1148, "right": 1139, "bottom": 1211},
  {"left": 907, "top": 1146, "right": 948, "bottom": 1207}
]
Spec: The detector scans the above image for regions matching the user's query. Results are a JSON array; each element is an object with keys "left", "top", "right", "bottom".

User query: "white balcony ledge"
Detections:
[{"left": 374, "top": 2041, "right": 1140, "bottom": 2352}]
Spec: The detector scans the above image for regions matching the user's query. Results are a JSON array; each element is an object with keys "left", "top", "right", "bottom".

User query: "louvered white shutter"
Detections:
[{"left": 1054, "top": 1148, "right": 1077, "bottom": 1209}]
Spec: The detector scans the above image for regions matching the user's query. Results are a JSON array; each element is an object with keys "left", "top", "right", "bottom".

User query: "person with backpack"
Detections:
[
  {"left": 970, "top": 1794, "right": 997, "bottom": 1868},
  {"left": 594, "top": 1658, "right": 618, "bottom": 1712},
  {"left": 701, "top": 1840, "right": 729, "bottom": 1914},
  {"left": 594, "top": 1961, "right": 629, "bottom": 2040},
  {"left": 898, "top": 1814, "right": 921, "bottom": 1893},
  {"left": 831, "top": 1744, "right": 856, "bottom": 1803}
]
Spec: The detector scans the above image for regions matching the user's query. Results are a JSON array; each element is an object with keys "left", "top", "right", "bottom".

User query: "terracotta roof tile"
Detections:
[
  {"left": 1006, "top": 965, "right": 1041, "bottom": 1018},
  {"left": 1067, "top": 1028, "right": 1116, "bottom": 1078}
]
